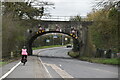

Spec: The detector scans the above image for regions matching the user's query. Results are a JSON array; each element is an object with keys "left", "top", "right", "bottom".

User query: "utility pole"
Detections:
[
  {"left": 53, "top": 35, "right": 54, "bottom": 45},
  {"left": 116, "top": 1, "right": 120, "bottom": 52},
  {"left": 61, "top": 35, "right": 64, "bottom": 45},
  {"left": 118, "top": 2, "right": 120, "bottom": 52}
]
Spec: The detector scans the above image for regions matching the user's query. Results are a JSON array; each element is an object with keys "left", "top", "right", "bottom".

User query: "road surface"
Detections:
[
  {"left": 1, "top": 47, "right": 118, "bottom": 79},
  {"left": 36, "top": 47, "right": 118, "bottom": 78}
]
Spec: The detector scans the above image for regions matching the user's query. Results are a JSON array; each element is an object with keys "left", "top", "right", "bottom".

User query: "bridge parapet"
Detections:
[{"left": 30, "top": 26, "right": 80, "bottom": 40}]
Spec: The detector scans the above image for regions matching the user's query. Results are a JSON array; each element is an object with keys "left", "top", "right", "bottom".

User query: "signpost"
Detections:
[
  {"left": 53, "top": 35, "right": 58, "bottom": 38},
  {"left": 46, "top": 39, "right": 50, "bottom": 43}
]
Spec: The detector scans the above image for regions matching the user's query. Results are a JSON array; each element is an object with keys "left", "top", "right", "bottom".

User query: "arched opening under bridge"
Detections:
[{"left": 27, "top": 31, "right": 80, "bottom": 55}]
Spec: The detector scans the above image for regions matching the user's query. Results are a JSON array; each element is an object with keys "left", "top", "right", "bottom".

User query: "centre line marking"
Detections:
[
  {"left": 44, "top": 63, "right": 74, "bottom": 78},
  {"left": 38, "top": 58, "right": 52, "bottom": 78}
]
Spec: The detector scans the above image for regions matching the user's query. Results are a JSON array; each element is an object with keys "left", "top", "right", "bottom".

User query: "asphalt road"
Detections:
[
  {"left": 38, "top": 47, "right": 118, "bottom": 78},
  {"left": 3, "top": 47, "right": 118, "bottom": 79},
  {"left": 3, "top": 56, "right": 50, "bottom": 78}
]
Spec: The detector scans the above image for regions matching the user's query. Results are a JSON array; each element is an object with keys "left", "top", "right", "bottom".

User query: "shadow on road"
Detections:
[{"left": 35, "top": 55, "right": 73, "bottom": 60}]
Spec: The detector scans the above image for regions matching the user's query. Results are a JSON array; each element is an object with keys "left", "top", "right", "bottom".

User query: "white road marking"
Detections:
[
  {"left": 44, "top": 63, "right": 73, "bottom": 78},
  {"left": 38, "top": 58, "right": 52, "bottom": 78},
  {"left": 0, "top": 61, "right": 21, "bottom": 80}
]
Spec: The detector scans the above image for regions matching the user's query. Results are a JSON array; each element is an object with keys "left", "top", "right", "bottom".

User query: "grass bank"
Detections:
[
  {"left": 32, "top": 45, "right": 65, "bottom": 50},
  {"left": 0, "top": 62, "right": 7, "bottom": 67},
  {"left": 68, "top": 51, "right": 119, "bottom": 65},
  {"left": 68, "top": 51, "right": 79, "bottom": 58},
  {"left": 79, "top": 57, "right": 119, "bottom": 65},
  {"left": 0, "top": 56, "right": 21, "bottom": 67}
]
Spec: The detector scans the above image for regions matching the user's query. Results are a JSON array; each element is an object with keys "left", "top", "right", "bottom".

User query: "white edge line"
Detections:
[
  {"left": 0, "top": 61, "right": 21, "bottom": 80},
  {"left": 38, "top": 57, "right": 52, "bottom": 78}
]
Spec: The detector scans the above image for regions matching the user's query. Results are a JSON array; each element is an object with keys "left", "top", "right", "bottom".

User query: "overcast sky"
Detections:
[{"left": 42, "top": 0, "right": 94, "bottom": 17}]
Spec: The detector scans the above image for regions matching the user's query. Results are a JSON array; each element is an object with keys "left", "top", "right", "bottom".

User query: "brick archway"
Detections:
[{"left": 27, "top": 31, "right": 80, "bottom": 55}]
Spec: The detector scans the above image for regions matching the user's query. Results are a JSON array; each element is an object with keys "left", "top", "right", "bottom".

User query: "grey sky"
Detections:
[{"left": 43, "top": 0, "right": 94, "bottom": 17}]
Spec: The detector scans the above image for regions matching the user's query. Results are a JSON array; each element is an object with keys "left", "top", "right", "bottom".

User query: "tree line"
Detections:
[
  {"left": 2, "top": 1, "right": 54, "bottom": 59},
  {"left": 86, "top": 0, "right": 120, "bottom": 57},
  {"left": 69, "top": 0, "right": 120, "bottom": 57},
  {"left": 33, "top": 34, "right": 71, "bottom": 47}
]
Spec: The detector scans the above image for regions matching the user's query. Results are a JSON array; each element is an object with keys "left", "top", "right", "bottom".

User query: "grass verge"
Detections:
[
  {"left": 0, "top": 57, "right": 21, "bottom": 67},
  {"left": 79, "top": 57, "right": 119, "bottom": 65},
  {"left": 68, "top": 51, "right": 120, "bottom": 65},
  {"left": 0, "top": 62, "right": 8, "bottom": 67},
  {"left": 32, "top": 45, "right": 65, "bottom": 50},
  {"left": 68, "top": 51, "right": 79, "bottom": 58}
]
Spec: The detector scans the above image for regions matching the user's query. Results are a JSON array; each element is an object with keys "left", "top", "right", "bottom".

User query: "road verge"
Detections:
[{"left": 68, "top": 51, "right": 119, "bottom": 65}]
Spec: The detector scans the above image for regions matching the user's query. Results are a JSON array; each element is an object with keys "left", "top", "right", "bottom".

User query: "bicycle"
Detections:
[{"left": 21, "top": 58, "right": 27, "bottom": 65}]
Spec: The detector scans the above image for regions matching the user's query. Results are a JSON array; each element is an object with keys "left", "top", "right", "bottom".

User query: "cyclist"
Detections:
[{"left": 21, "top": 46, "right": 28, "bottom": 65}]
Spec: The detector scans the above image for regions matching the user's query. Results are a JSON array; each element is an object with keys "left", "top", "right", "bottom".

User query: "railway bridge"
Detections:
[{"left": 26, "top": 21, "right": 93, "bottom": 56}]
